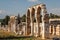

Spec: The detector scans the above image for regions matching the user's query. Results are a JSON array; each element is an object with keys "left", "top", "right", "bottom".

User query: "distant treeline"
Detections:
[
  {"left": 49, "top": 13, "right": 60, "bottom": 18},
  {"left": 0, "top": 13, "right": 60, "bottom": 25},
  {"left": 0, "top": 14, "right": 26, "bottom": 26}
]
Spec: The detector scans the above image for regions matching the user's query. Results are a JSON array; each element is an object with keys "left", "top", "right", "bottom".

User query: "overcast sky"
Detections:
[{"left": 0, "top": 0, "right": 60, "bottom": 19}]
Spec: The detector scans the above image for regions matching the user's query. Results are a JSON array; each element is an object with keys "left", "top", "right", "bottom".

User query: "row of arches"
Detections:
[
  {"left": 26, "top": 4, "right": 49, "bottom": 37},
  {"left": 49, "top": 24, "right": 60, "bottom": 36},
  {"left": 26, "top": 7, "right": 41, "bottom": 35}
]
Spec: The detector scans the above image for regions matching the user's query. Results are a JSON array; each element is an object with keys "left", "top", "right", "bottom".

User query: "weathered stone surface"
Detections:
[{"left": 26, "top": 4, "right": 49, "bottom": 39}]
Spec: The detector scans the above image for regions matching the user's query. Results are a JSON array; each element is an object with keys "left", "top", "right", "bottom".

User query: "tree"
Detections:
[
  {"left": 17, "top": 14, "right": 21, "bottom": 24},
  {"left": 49, "top": 13, "right": 54, "bottom": 18},
  {"left": 21, "top": 14, "right": 26, "bottom": 22},
  {"left": 4, "top": 15, "right": 10, "bottom": 25},
  {"left": 1, "top": 15, "right": 10, "bottom": 26},
  {"left": 49, "top": 13, "right": 60, "bottom": 18},
  {"left": 1, "top": 19, "right": 5, "bottom": 26}
]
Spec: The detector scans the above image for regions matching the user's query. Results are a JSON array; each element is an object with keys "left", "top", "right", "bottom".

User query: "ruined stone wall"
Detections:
[
  {"left": 26, "top": 4, "right": 49, "bottom": 39},
  {"left": 26, "top": 9, "right": 31, "bottom": 35},
  {"left": 49, "top": 24, "right": 60, "bottom": 36},
  {"left": 8, "top": 16, "right": 16, "bottom": 33}
]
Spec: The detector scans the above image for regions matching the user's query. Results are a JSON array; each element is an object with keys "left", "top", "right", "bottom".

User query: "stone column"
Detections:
[
  {"left": 30, "top": 11, "right": 34, "bottom": 36},
  {"left": 49, "top": 25, "right": 51, "bottom": 34},
  {"left": 54, "top": 26, "right": 56, "bottom": 35},
  {"left": 56, "top": 25, "right": 60, "bottom": 35},
  {"left": 0, "top": 22, "right": 1, "bottom": 29},
  {"left": 30, "top": 15, "right": 34, "bottom": 35},
  {"left": 8, "top": 22, "right": 11, "bottom": 32},
  {"left": 41, "top": 21, "right": 45, "bottom": 39},
  {"left": 10, "top": 19, "right": 16, "bottom": 33},
  {"left": 49, "top": 25, "right": 53, "bottom": 35},
  {"left": 41, "top": 5, "right": 49, "bottom": 39},
  {"left": 24, "top": 25, "right": 26, "bottom": 35},
  {"left": 52, "top": 25, "right": 55, "bottom": 35},
  {"left": 26, "top": 12, "right": 27, "bottom": 35},
  {"left": 26, "top": 9, "right": 31, "bottom": 35},
  {"left": 35, "top": 9, "right": 40, "bottom": 37},
  {"left": 59, "top": 25, "right": 60, "bottom": 36},
  {"left": 30, "top": 21, "right": 34, "bottom": 36},
  {"left": 41, "top": 8, "right": 46, "bottom": 39},
  {"left": 34, "top": 23, "right": 37, "bottom": 37}
]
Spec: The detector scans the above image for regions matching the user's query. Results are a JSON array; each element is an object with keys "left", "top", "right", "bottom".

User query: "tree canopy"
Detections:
[
  {"left": 1, "top": 15, "right": 10, "bottom": 26},
  {"left": 21, "top": 14, "right": 26, "bottom": 22},
  {"left": 49, "top": 13, "right": 60, "bottom": 18},
  {"left": 0, "top": 13, "right": 60, "bottom": 26},
  {"left": 17, "top": 14, "right": 21, "bottom": 24}
]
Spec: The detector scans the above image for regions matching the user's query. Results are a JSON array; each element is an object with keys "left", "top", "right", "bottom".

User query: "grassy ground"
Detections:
[
  {"left": 0, "top": 29, "right": 16, "bottom": 38},
  {"left": 0, "top": 29, "right": 60, "bottom": 40},
  {"left": 0, "top": 37, "right": 52, "bottom": 40}
]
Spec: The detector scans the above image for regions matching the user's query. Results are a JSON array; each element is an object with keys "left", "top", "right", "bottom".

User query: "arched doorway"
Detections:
[
  {"left": 31, "top": 8, "right": 35, "bottom": 22},
  {"left": 35, "top": 6, "right": 41, "bottom": 36},
  {"left": 36, "top": 7, "right": 41, "bottom": 23},
  {"left": 31, "top": 8, "right": 35, "bottom": 35},
  {"left": 26, "top": 9, "right": 31, "bottom": 35}
]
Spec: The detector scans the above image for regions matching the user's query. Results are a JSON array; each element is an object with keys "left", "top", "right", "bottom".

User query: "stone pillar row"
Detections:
[
  {"left": 41, "top": 6, "right": 49, "bottom": 39},
  {"left": 7, "top": 16, "right": 17, "bottom": 33},
  {"left": 26, "top": 4, "right": 49, "bottom": 39},
  {"left": 49, "top": 25, "right": 60, "bottom": 36},
  {"left": 26, "top": 10, "right": 31, "bottom": 35},
  {"left": 56, "top": 25, "right": 60, "bottom": 35}
]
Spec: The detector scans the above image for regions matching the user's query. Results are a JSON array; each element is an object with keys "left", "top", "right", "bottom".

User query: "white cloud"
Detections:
[
  {"left": 0, "top": 10, "right": 6, "bottom": 14},
  {"left": 49, "top": 8, "right": 60, "bottom": 15},
  {"left": 27, "top": 0, "right": 38, "bottom": 2},
  {"left": 52, "top": 8, "right": 60, "bottom": 11}
]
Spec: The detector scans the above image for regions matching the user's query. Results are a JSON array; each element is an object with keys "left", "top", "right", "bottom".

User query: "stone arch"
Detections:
[
  {"left": 36, "top": 7, "right": 41, "bottom": 36},
  {"left": 26, "top": 9, "right": 31, "bottom": 35},
  {"left": 50, "top": 24, "right": 53, "bottom": 34},
  {"left": 26, "top": 4, "right": 49, "bottom": 38},
  {"left": 36, "top": 6, "right": 41, "bottom": 23},
  {"left": 31, "top": 8, "right": 35, "bottom": 22},
  {"left": 31, "top": 8, "right": 35, "bottom": 14},
  {"left": 30, "top": 8, "right": 35, "bottom": 35}
]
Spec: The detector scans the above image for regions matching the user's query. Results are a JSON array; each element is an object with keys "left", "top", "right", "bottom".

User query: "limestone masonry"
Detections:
[{"left": 0, "top": 4, "right": 60, "bottom": 39}]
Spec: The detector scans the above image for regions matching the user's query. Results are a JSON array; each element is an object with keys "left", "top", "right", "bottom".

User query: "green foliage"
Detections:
[
  {"left": 49, "top": 13, "right": 60, "bottom": 18},
  {"left": 0, "top": 19, "right": 3, "bottom": 22},
  {"left": 1, "top": 15, "right": 10, "bottom": 26},
  {"left": 21, "top": 14, "right": 26, "bottom": 22},
  {"left": 4, "top": 15, "right": 10, "bottom": 25},
  {"left": 17, "top": 14, "right": 21, "bottom": 24},
  {"left": 1, "top": 19, "right": 5, "bottom": 25},
  {"left": 0, "top": 30, "right": 16, "bottom": 38},
  {"left": 0, "top": 13, "right": 60, "bottom": 25}
]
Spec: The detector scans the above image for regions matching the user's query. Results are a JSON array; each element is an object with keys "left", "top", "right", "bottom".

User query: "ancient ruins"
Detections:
[
  {"left": 0, "top": 4, "right": 60, "bottom": 39},
  {"left": 26, "top": 4, "right": 49, "bottom": 39}
]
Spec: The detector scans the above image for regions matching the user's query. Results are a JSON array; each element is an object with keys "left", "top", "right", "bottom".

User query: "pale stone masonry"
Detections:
[
  {"left": 26, "top": 4, "right": 49, "bottom": 39},
  {"left": 49, "top": 19, "right": 60, "bottom": 36},
  {"left": 0, "top": 3, "right": 60, "bottom": 39},
  {"left": 8, "top": 16, "right": 16, "bottom": 33},
  {"left": 56, "top": 25, "right": 60, "bottom": 35}
]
